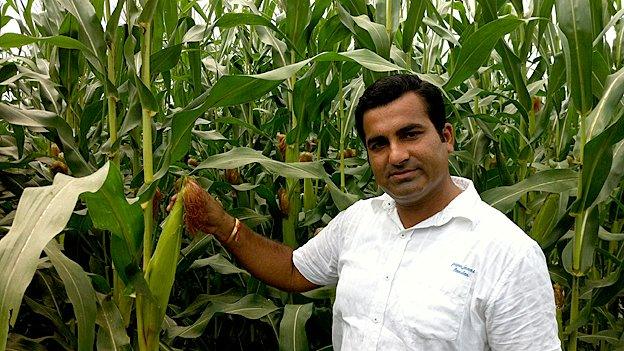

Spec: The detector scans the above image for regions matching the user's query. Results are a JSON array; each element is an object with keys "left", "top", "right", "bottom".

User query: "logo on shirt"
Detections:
[{"left": 451, "top": 262, "right": 475, "bottom": 278}]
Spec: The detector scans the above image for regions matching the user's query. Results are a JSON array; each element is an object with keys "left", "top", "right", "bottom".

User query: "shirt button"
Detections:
[
  {"left": 384, "top": 275, "right": 390, "bottom": 281},
  {"left": 400, "top": 233, "right": 406, "bottom": 239},
  {"left": 373, "top": 317, "right": 379, "bottom": 323}
]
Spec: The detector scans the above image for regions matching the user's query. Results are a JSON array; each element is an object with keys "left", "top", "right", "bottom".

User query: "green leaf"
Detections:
[
  {"left": 529, "top": 193, "right": 561, "bottom": 247},
  {"left": 0, "top": 33, "right": 102, "bottom": 73},
  {"left": 481, "top": 169, "right": 578, "bottom": 213},
  {"left": 0, "top": 103, "right": 93, "bottom": 176},
  {"left": 352, "top": 14, "right": 391, "bottom": 58},
  {"left": 168, "top": 301, "right": 225, "bottom": 339},
  {"left": 169, "top": 49, "right": 401, "bottom": 160},
  {"left": 169, "top": 294, "right": 279, "bottom": 339},
  {"left": 571, "top": 206, "right": 599, "bottom": 275},
  {"left": 401, "top": 0, "right": 427, "bottom": 52},
  {"left": 285, "top": 0, "right": 310, "bottom": 53},
  {"left": 222, "top": 294, "right": 279, "bottom": 319},
  {"left": 279, "top": 303, "right": 313, "bottom": 351},
  {"left": 56, "top": 0, "right": 106, "bottom": 67},
  {"left": 82, "top": 163, "right": 143, "bottom": 283},
  {"left": 105, "top": 0, "right": 125, "bottom": 42},
  {"left": 0, "top": 163, "right": 110, "bottom": 351},
  {"left": 189, "top": 254, "right": 249, "bottom": 275},
  {"left": 555, "top": 0, "right": 593, "bottom": 114},
  {"left": 150, "top": 43, "right": 182, "bottom": 74},
  {"left": 574, "top": 110, "right": 624, "bottom": 212},
  {"left": 96, "top": 296, "right": 132, "bottom": 351},
  {"left": 337, "top": 0, "right": 367, "bottom": 15},
  {"left": 595, "top": 140, "right": 624, "bottom": 204},
  {"left": 194, "top": 147, "right": 327, "bottom": 179},
  {"left": 445, "top": 15, "right": 523, "bottom": 89},
  {"left": 137, "top": 0, "right": 159, "bottom": 26},
  {"left": 44, "top": 241, "right": 97, "bottom": 351},
  {"left": 585, "top": 66, "right": 624, "bottom": 140}
]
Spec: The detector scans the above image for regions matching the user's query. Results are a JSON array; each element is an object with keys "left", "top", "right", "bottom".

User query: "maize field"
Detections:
[{"left": 0, "top": 0, "right": 624, "bottom": 350}]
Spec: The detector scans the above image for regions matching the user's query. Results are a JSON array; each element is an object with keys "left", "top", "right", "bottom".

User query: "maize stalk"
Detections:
[{"left": 137, "top": 187, "right": 185, "bottom": 351}]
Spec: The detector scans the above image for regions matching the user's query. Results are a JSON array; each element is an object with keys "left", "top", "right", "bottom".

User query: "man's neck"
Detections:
[{"left": 395, "top": 178, "right": 463, "bottom": 229}]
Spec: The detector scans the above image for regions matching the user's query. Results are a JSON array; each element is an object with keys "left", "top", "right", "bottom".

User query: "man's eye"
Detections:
[
  {"left": 368, "top": 142, "right": 384, "bottom": 151},
  {"left": 404, "top": 131, "right": 420, "bottom": 138}
]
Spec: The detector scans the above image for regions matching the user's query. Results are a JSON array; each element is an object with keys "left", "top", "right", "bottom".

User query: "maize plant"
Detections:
[{"left": 0, "top": 0, "right": 624, "bottom": 350}]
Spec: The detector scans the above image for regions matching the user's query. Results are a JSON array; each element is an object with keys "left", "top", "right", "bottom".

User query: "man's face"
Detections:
[{"left": 363, "top": 92, "right": 454, "bottom": 207}]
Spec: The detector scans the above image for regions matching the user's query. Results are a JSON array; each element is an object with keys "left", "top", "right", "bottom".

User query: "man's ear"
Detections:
[{"left": 442, "top": 123, "right": 455, "bottom": 151}]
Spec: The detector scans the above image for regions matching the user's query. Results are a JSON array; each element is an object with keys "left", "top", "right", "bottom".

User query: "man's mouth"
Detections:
[{"left": 388, "top": 169, "right": 419, "bottom": 180}]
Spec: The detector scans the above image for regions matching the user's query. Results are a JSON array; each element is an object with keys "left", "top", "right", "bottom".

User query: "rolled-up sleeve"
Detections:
[{"left": 292, "top": 211, "right": 348, "bottom": 286}]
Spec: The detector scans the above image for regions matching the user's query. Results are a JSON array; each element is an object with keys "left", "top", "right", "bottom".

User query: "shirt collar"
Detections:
[{"left": 380, "top": 176, "right": 481, "bottom": 228}]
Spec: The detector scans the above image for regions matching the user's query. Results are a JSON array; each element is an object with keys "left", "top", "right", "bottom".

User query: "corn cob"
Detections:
[{"left": 138, "top": 186, "right": 185, "bottom": 351}]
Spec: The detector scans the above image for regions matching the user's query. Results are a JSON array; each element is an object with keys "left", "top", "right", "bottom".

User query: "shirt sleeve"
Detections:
[
  {"left": 485, "top": 242, "right": 562, "bottom": 351},
  {"left": 292, "top": 210, "right": 349, "bottom": 286}
]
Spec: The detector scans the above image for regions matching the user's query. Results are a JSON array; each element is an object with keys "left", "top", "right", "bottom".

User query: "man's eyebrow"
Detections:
[
  {"left": 397, "top": 123, "right": 425, "bottom": 134},
  {"left": 365, "top": 135, "right": 387, "bottom": 147}
]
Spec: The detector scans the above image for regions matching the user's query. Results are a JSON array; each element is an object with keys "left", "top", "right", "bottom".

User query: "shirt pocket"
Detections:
[{"left": 399, "top": 269, "right": 473, "bottom": 341}]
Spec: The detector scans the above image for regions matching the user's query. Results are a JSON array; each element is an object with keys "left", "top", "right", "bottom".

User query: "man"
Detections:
[{"left": 182, "top": 74, "right": 561, "bottom": 350}]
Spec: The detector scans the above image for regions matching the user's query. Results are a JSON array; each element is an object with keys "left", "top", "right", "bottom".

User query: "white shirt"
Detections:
[{"left": 293, "top": 177, "right": 561, "bottom": 351}]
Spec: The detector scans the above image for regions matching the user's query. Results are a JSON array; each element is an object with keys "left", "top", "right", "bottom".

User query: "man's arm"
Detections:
[{"left": 181, "top": 179, "right": 318, "bottom": 293}]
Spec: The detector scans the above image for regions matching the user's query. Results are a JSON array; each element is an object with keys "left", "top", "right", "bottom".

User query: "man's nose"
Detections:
[{"left": 388, "top": 142, "right": 409, "bottom": 165}]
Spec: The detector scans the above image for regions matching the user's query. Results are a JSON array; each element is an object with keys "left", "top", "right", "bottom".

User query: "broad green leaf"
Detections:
[
  {"left": 422, "top": 17, "right": 460, "bottom": 46},
  {"left": 496, "top": 42, "right": 532, "bottom": 114},
  {"left": 279, "top": 303, "right": 313, "bottom": 351},
  {"left": 481, "top": 169, "right": 578, "bottom": 213},
  {"left": 0, "top": 163, "right": 110, "bottom": 351},
  {"left": 598, "top": 227, "right": 624, "bottom": 242},
  {"left": 337, "top": 0, "right": 367, "bottom": 16},
  {"left": 585, "top": 66, "right": 624, "bottom": 140},
  {"left": 317, "top": 15, "right": 351, "bottom": 52},
  {"left": 194, "top": 147, "right": 327, "bottom": 179},
  {"left": 285, "top": 0, "right": 310, "bottom": 53},
  {"left": 169, "top": 294, "right": 278, "bottom": 339},
  {"left": 574, "top": 110, "right": 624, "bottom": 212},
  {"left": 175, "top": 290, "right": 244, "bottom": 319},
  {"left": 82, "top": 163, "right": 143, "bottom": 283},
  {"left": 0, "top": 33, "right": 102, "bottom": 73},
  {"left": 595, "top": 140, "right": 624, "bottom": 204},
  {"left": 222, "top": 294, "right": 279, "bottom": 319},
  {"left": 134, "top": 75, "right": 159, "bottom": 114},
  {"left": 150, "top": 43, "right": 182, "bottom": 74},
  {"left": 301, "top": 285, "right": 336, "bottom": 300},
  {"left": 556, "top": 0, "right": 593, "bottom": 114},
  {"left": 169, "top": 49, "right": 402, "bottom": 160},
  {"left": 352, "top": 15, "right": 391, "bottom": 58},
  {"left": 57, "top": 0, "right": 106, "bottom": 66},
  {"left": 214, "top": 12, "right": 297, "bottom": 50},
  {"left": 401, "top": 0, "right": 428, "bottom": 52},
  {"left": 44, "top": 241, "right": 97, "bottom": 351},
  {"left": 96, "top": 296, "right": 131, "bottom": 351},
  {"left": 375, "top": 0, "right": 400, "bottom": 39},
  {"left": 189, "top": 254, "right": 249, "bottom": 275},
  {"left": 168, "top": 301, "right": 226, "bottom": 339},
  {"left": 571, "top": 206, "right": 599, "bottom": 275},
  {"left": 529, "top": 193, "right": 561, "bottom": 247},
  {"left": 445, "top": 15, "right": 523, "bottom": 89},
  {"left": 105, "top": 0, "right": 125, "bottom": 42},
  {"left": 0, "top": 103, "right": 93, "bottom": 176}
]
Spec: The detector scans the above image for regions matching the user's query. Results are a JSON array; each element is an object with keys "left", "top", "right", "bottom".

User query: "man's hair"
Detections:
[{"left": 354, "top": 74, "right": 446, "bottom": 144}]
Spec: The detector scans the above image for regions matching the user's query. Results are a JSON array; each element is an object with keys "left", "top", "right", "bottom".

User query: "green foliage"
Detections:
[{"left": 1, "top": 0, "right": 624, "bottom": 350}]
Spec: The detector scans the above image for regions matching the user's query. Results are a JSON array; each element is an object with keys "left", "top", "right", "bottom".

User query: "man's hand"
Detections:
[{"left": 167, "top": 179, "right": 236, "bottom": 241}]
